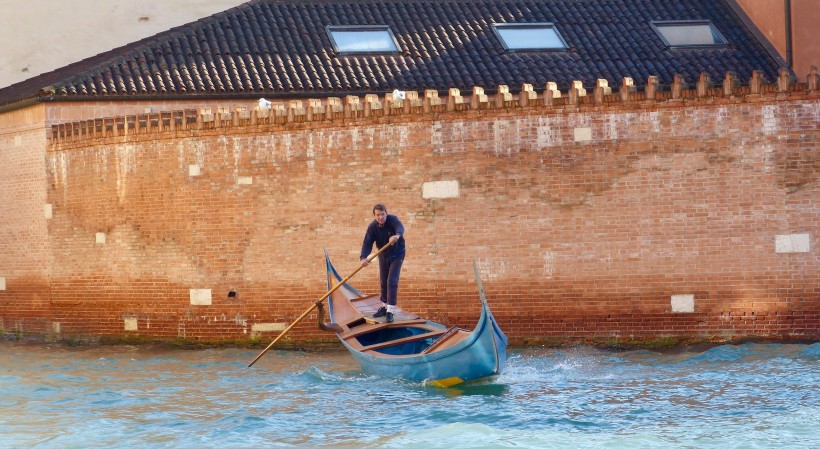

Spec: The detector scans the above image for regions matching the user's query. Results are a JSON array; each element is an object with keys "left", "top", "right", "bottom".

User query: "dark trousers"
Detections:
[{"left": 378, "top": 254, "right": 404, "bottom": 306}]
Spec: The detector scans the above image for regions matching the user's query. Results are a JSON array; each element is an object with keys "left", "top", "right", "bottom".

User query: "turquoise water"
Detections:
[{"left": 0, "top": 341, "right": 817, "bottom": 448}]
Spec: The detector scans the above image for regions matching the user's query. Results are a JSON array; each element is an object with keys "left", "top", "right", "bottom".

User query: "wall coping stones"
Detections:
[{"left": 47, "top": 68, "right": 819, "bottom": 147}]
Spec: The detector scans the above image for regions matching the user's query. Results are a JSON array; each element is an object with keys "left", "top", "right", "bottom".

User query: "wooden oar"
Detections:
[{"left": 247, "top": 240, "right": 395, "bottom": 367}]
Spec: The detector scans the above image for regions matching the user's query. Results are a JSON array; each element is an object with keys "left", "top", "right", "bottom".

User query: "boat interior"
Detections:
[{"left": 328, "top": 287, "right": 471, "bottom": 357}]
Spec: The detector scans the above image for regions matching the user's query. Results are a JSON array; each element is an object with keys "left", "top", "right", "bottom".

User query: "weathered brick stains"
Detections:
[{"left": 0, "top": 79, "right": 818, "bottom": 345}]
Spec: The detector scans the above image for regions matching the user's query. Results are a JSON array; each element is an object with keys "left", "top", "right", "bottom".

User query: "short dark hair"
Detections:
[{"left": 373, "top": 203, "right": 387, "bottom": 214}]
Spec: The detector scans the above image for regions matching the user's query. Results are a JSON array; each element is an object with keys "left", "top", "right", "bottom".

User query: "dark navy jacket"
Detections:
[{"left": 360, "top": 214, "right": 405, "bottom": 260}]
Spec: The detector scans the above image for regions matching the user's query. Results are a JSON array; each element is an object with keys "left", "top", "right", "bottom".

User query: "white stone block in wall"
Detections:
[
  {"left": 422, "top": 180, "right": 459, "bottom": 199},
  {"left": 190, "top": 289, "right": 212, "bottom": 306},
  {"left": 574, "top": 127, "right": 592, "bottom": 142},
  {"left": 189, "top": 164, "right": 201, "bottom": 176},
  {"left": 52, "top": 322, "right": 61, "bottom": 334},
  {"left": 0, "top": 277, "right": 5, "bottom": 290},
  {"left": 124, "top": 317, "right": 138, "bottom": 331},
  {"left": 14, "top": 135, "right": 22, "bottom": 147},
  {"left": 237, "top": 176, "right": 253, "bottom": 185},
  {"left": 44, "top": 204, "right": 53, "bottom": 220},
  {"left": 251, "top": 323, "right": 287, "bottom": 333},
  {"left": 95, "top": 232, "right": 106, "bottom": 244},
  {"left": 775, "top": 233, "right": 810, "bottom": 253},
  {"left": 671, "top": 294, "right": 695, "bottom": 313}
]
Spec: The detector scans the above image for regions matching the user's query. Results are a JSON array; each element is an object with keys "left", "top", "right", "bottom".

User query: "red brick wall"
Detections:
[
  {"left": 2, "top": 83, "right": 818, "bottom": 345},
  {"left": 0, "top": 105, "right": 53, "bottom": 337}
]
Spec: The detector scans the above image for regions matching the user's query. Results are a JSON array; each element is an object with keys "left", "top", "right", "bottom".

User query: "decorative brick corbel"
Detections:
[
  {"left": 620, "top": 77, "right": 636, "bottom": 102},
  {"left": 722, "top": 72, "right": 739, "bottom": 97},
  {"left": 363, "top": 95, "right": 382, "bottom": 118},
  {"left": 345, "top": 95, "right": 360, "bottom": 119},
  {"left": 645, "top": 76, "right": 659, "bottom": 101},
  {"left": 807, "top": 66, "right": 818, "bottom": 92},
  {"left": 213, "top": 109, "right": 221, "bottom": 128},
  {"left": 163, "top": 111, "right": 174, "bottom": 131},
  {"left": 497, "top": 85, "right": 513, "bottom": 108},
  {"left": 568, "top": 80, "right": 586, "bottom": 105},
  {"left": 696, "top": 73, "right": 712, "bottom": 98},
  {"left": 144, "top": 112, "right": 155, "bottom": 134},
  {"left": 544, "top": 82, "right": 561, "bottom": 107},
  {"left": 447, "top": 88, "right": 463, "bottom": 111},
  {"left": 326, "top": 97, "right": 342, "bottom": 121},
  {"left": 406, "top": 91, "right": 421, "bottom": 113},
  {"left": 153, "top": 113, "right": 163, "bottom": 132},
  {"left": 594, "top": 79, "right": 611, "bottom": 105},
  {"left": 307, "top": 99, "right": 322, "bottom": 121},
  {"left": 671, "top": 74, "right": 687, "bottom": 99},
  {"left": 254, "top": 105, "right": 270, "bottom": 125},
  {"left": 104, "top": 118, "right": 115, "bottom": 137},
  {"left": 290, "top": 100, "right": 306, "bottom": 122},
  {"left": 749, "top": 70, "right": 767, "bottom": 95},
  {"left": 216, "top": 107, "right": 230, "bottom": 128},
  {"left": 519, "top": 83, "right": 537, "bottom": 107},
  {"left": 777, "top": 67, "right": 791, "bottom": 93},
  {"left": 471, "top": 86, "right": 488, "bottom": 110},
  {"left": 112, "top": 117, "right": 121, "bottom": 136},
  {"left": 382, "top": 93, "right": 393, "bottom": 116},
  {"left": 424, "top": 89, "right": 443, "bottom": 113},
  {"left": 388, "top": 91, "right": 406, "bottom": 115}
]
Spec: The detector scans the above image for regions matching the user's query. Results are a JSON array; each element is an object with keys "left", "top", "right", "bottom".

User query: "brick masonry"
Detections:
[
  {"left": 0, "top": 104, "right": 53, "bottom": 336},
  {"left": 0, "top": 72, "right": 818, "bottom": 345}
]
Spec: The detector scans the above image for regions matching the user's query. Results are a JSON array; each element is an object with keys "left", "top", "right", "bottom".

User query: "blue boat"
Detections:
[{"left": 320, "top": 252, "right": 508, "bottom": 387}]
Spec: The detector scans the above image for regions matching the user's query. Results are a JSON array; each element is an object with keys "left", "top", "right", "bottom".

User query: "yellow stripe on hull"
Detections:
[{"left": 430, "top": 376, "right": 464, "bottom": 388}]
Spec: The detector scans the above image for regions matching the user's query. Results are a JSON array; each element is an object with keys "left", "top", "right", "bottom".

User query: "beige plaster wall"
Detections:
[
  {"left": 0, "top": 0, "right": 245, "bottom": 89},
  {"left": 735, "top": 0, "right": 820, "bottom": 77}
]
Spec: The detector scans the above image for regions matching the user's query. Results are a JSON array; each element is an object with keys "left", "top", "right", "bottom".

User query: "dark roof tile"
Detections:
[{"left": 0, "top": 0, "right": 783, "bottom": 106}]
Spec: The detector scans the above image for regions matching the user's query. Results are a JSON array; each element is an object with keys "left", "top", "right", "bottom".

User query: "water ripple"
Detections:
[{"left": 0, "top": 342, "right": 817, "bottom": 448}]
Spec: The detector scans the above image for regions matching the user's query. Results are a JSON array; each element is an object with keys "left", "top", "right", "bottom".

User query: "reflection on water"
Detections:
[{"left": 0, "top": 342, "right": 817, "bottom": 449}]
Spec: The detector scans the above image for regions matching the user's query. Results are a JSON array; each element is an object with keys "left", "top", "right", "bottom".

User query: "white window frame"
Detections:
[
  {"left": 326, "top": 25, "right": 401, "bottom": 55},
  {"left": 651, "top": 20, "right": 729, "bottom": 48},
  {"left": 492, "top": 23, "right": 569, "bottom": 52}
]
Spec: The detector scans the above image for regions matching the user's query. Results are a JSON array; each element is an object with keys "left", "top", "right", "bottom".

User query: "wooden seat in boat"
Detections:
[{"left": 360, "top": 329, "right": 447, "bottom": 353}]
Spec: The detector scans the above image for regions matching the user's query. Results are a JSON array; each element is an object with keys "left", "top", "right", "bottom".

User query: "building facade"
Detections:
[{"left": 0, "top": 0, "right": 817, "bottom": 345}]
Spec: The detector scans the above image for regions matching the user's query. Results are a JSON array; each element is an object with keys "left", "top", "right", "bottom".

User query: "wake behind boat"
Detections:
[{"left": 319, "top": 252, "right": 508, "bottom": 387}]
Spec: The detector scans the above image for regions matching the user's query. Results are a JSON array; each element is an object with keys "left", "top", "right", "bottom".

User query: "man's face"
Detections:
[{"left": 374, "top": 209, "right": 387, "bottom": 225}]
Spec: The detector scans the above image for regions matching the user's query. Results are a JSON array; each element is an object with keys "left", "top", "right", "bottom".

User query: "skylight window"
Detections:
[
  {"left": 326, "top": 26, "right": 400, "bottom": 54},
  {"left": 652, "top": 21, "right": 728, "bottom": 47},
  {"left": 492, "top": 23, "right": 568, "bottom": 51}
]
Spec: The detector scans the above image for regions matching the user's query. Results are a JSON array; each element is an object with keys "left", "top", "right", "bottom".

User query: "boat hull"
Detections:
[
  {"left": 341, "top": 312, "right": 507, "bottom": 386},
  {"left": 325, "top": 253, "right": 507, "bottom": 386}
]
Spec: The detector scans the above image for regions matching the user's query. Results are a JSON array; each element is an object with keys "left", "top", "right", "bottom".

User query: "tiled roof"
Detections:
[{"left": 0, "top": 0, "right": 783, "bottom": 107}]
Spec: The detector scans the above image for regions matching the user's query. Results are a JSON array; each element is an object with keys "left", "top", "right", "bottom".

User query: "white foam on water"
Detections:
[
  {"left": 374, "top": 422, "right": 673, "bottom": 449},
  {"left": 1, "top": 342, "right": 817, "bottom": 449}
]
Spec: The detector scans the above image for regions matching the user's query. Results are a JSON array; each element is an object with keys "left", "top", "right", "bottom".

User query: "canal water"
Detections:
[{"left": 0, "top": 341, "right": 817, "bottom": 449}]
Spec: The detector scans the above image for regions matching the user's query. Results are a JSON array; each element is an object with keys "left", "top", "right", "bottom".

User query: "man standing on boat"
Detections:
[{"left": 360, "top": 203, "right": 405, "bottom": 323}]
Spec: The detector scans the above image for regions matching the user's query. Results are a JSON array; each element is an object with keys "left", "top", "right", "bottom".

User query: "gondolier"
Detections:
[{"left": 360, "top": 203, "right": 405, "bottom": 323}]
